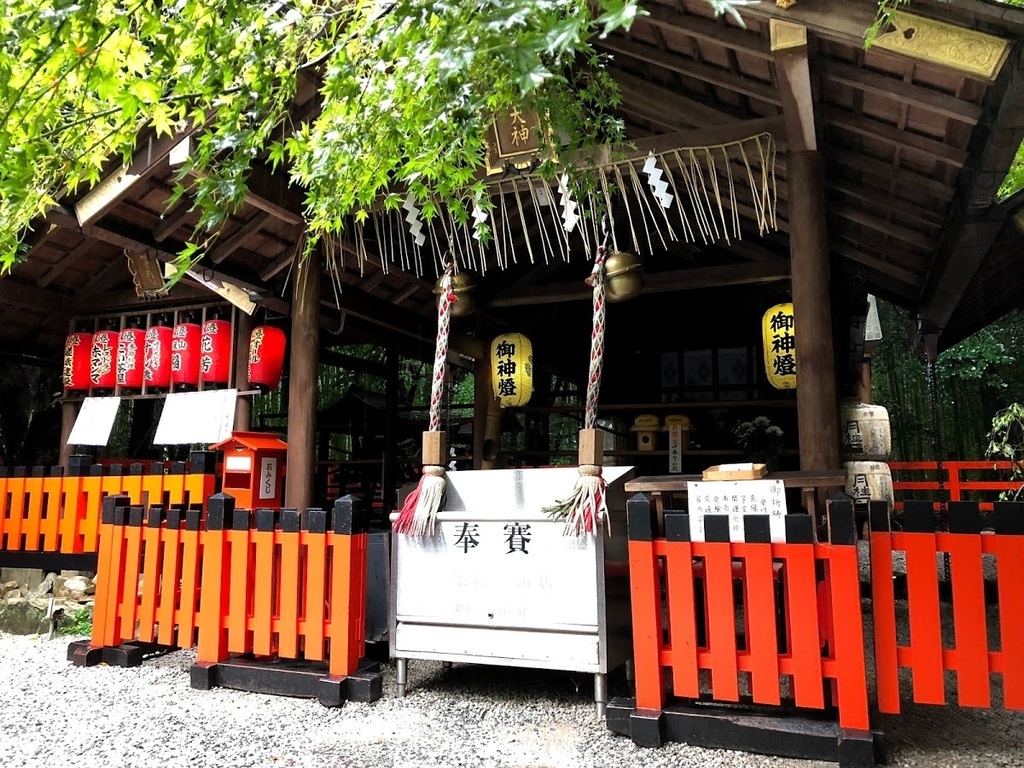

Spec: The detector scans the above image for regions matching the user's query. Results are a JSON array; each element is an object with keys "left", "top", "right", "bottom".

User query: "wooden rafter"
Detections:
[
  {"left": 825, "top": 108, "right": 969, "bottom": 168},
  {"left": 825, "top": 60, "right": 983, "bottom": 125},
  {"left": 489, "top": 259, "right": 791, "bottom": 307},
  {"left": 74, "top": 128, "right": 200, "bottom": 227},
  {"left": 37, "top": 239, "right": 95, "bottom": 288},
  {"left": 209, "top": 211, "right": 273, "bottom": 264},
  {"left": 638, "top": 5, "right": 771, "bottom": 60},
  {"left": 599, "top": 36, "right": 781, "bottom": 106}
]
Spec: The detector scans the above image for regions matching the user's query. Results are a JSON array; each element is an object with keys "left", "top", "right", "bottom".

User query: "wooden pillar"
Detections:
[
  {"left": 790, "top": 150, "right": 840, "bottom": 472},
  {"left": 285, "top": 248, "right": 320, "bottom": 509},
  {"left": 233, "top": 310, "right": 253, "bottom": 431},
  {"left": 473, "top": 353, "right": 503, "bottom": 470},
  {"left": 59, "top": 400, "right": 80, "bottom": 468},
  {"left": 382, "top": 349, "right": 399, "bottom": 513}
]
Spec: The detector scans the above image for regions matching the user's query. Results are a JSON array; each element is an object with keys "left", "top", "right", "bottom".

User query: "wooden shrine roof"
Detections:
[{"left": 2, "top": 0, "right": 1023, "bottom": 361}]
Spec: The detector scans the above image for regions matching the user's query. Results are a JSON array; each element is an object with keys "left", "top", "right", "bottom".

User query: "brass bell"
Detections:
[
  {"left": 603, "top": 251, "right": 644, "bottom": 303},
  {"left": 434, "top": 270, "right": 477, "bottom": 317}
]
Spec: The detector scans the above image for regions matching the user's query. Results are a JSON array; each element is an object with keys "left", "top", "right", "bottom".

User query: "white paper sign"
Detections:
[
  {"left": 154, "top": 389, "right": 237, "bottom": 445},
  {"left": 685, "top": 479, "right": 788, "bottom": 542},
  {"left": 68, "top": 397, "right": 122, "bottom": 446},
  {"left": 258, "top": 457, "right": 277, "bottom": 500}
]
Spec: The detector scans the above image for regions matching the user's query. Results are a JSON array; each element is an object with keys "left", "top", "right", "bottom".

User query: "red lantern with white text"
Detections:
[
  {"left": 144, "top": 325, "right": 172, "bottom": 389},
  {"left": 171, "top": 321, "right": 201, "bottom": 388},
  {"left": 90, "top": 330, "right": 117, "bottom": 389},
  {"left": 117, "top": 328, "right": 145, "bottom": 389},
  {"left": 200, "top": 319, "right": 232, "bottom": 386},
  {"left": 248, "top": 326, "right": 286, "bottom": 391},
  {"left": 63, "top": 332, "right": 92, "bottom": 391}
]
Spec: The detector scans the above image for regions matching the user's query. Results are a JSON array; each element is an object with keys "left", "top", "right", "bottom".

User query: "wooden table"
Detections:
[{"left": 624, "top": 469, "right": 848, "bottom": 525}]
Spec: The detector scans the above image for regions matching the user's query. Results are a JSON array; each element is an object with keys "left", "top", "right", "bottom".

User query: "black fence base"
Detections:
[
  {"left": 67, "top": 639, "right": 177, "bottom": 667},
  {"left": 606, "top": 697, "right": 884, "bottom": 768},
  {"left": 190, "top": 655, "right": 383, "bottom": 707}
]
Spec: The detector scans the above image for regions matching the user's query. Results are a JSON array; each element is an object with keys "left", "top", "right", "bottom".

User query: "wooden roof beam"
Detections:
[
  {"left": 38, "top": 239, "right": 95, "bottom": 288},
  {"left": 0, "top": 278, "right": 72, "bottom": 313},
  {"left": 636, "top": 6, "right": 772, "bottom": 60},
  {"left": 825, "top": 108, "right": 969, "bottom": 168},
  {"left": 919, "top": 46, "right": 1024, "bottom": 340},
  {"left": 830, "top": 203, "right": 937, "bottom": 252},
  {"left": 209, "top": 211, "right": 273, "bottom": 264},
  {"left": 74, "top": 129, "right": 199, "bottom": 227},
  {"left": 153, "top": 195, "right": 195, "bottom": 242},
  {"left": 599, "top": 36, "right": 781, "bottom": 105},
  {"left": 615, "top": 71, "right": 741, "bottom": 128},
  {"left": 771, "top": 19, "right": 816, "bottom": 153},
  {"left": 489, "top": 259, "right": 791, "bottom": 307},
  {"left": 829, "top": 148, "right": 953, "bottom": 200},
  {"left": 826, "top": 60, "right": 984, "bottom": 125},
  {"left": 47, "top": 204, "right": 272, "bottom": 298}
]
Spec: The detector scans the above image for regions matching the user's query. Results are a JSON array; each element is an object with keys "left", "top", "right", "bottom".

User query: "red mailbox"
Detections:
[{"left": 211, "top": 431, "right": 288, "bottom": 510}]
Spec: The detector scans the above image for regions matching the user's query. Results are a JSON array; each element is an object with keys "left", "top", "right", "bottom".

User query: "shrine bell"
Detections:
[{"left": 211, "top": 431, "right": 288, "bottom": 510}]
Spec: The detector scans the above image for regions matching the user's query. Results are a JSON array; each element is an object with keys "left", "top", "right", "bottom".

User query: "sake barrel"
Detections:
[
  {"left": 845, "top": 461, "right": 893, "bottom": 509},
  {"left": 841, "top": 403, "right": 891, "bottom": 461}
]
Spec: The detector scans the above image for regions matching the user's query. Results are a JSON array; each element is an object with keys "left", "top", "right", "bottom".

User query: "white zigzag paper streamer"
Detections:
[
  {"left": 557, "top": 173, "right": 579, "bottom": 233},
  {"left": 402, "top": 193, "right": 427, "bottom": 247},
  {"left": 642, "top": 152, "right": 673, "bottom": 209},
  {"left": 471, "top": 195, "right": 488, "bottom": 241}
]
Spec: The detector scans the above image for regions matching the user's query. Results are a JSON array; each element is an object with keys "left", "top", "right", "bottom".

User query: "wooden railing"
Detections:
[
  {"left": 81, "top": 493, "right": 370, "bottom": 684},
  {"left": 870, "top": 499, "right": 1024, "bottom": 712},
  {"left": 625, "top": 496, "right": 870, "bottom": 732},
  {"left": 889, "top": 460, "right": 1023, "bottom": 511},
  {"left": 0, "top": 455, "right": 216, "bottom": 555}
]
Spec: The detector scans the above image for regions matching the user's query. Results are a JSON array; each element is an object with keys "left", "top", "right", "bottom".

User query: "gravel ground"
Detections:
[{"left": 0, "top": 631, "right": 1022, "bottom": 768}]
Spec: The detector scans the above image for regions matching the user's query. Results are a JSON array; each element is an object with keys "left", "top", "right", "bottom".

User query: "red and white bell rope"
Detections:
[
  {"left": 545, "top": 229, "right": 611, "bottom": 536},
  {"left": 393, "top": 260, "right": 455, "bottom": 536}
]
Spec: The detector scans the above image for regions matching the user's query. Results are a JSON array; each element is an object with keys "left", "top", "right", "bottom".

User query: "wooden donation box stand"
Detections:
[
  {"left": 211, "top": 431, "right": 288, "bottom": 510},
  {"left": 390, "top": 466, "right": 634, "bottom": 716}
]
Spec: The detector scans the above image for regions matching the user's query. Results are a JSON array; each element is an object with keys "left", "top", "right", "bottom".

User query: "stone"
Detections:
[
  {"left": 58, "top": 576, "right": 94, "bottom": 600},
  {"left": 0, "top": 568, "right": 44, "bottom": 592},
  {"left": 1, "top": 581, "right": 19, "bottom": 598},
  {"left": 0, "top": 597, "right": 50, "bottom": 635},
  {"left": 33, "top": 573, "right": 57, "bottom": 597}
]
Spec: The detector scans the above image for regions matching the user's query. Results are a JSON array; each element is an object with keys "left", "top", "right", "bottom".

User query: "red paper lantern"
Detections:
[
  {"left": 63, "top": 332, "right": 92, "bottom": 391},
  {"left": 171, "top": 321, "right": 201, "bottom": 388},
  {"left": 90, "top": 330, "right": 117, "bottom": 388},
  {"left": 144, "top": 325, "right": 172, "bottom": 388},
  {"left": 117, "top": 328, "right": 145, "bottom": 389},
  {"left": 200, "top": 319, "right": 232, "bottom": 385},
  {"left": 248, "top": 326, "right": 286, "bottom": 391}
]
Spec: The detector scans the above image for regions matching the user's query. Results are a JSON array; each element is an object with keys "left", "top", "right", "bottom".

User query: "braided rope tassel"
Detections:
[
  {"left": 394, "top": 261, "right": 455, "bottom": 536},
  {"left": 544, "top": 243, "right": 609, "bottom": 536}
]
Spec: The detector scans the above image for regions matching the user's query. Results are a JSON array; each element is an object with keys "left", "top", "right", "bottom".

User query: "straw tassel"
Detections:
[
  {"left": 544, "top": 464, "right": 608, "bottom": 537},
  {"left": 393, "top": 465, "right": 446, "bottom": 536}
]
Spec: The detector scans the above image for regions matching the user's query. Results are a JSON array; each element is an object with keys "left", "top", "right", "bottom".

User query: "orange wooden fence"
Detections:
[
  {"left": 870, "top": 499, "right": 1024, "bottom": 712},
  {"left": 195, "top": 494, "right": 368, "bottom": 678},
  {"left": 83, "top": 493, "right": 369, "bottom": 682},
  {"left": 626, "top": 495, "right": 870, "bottom": 732},
  {"left": 91, "top": 496, "right": 205, "bottom": 650},
  {"left": 0, "top": 457, "right": 215, "bottom": 554},
  {"left": 889, "top": 461, "right": 1023, "bottom": 511}
]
